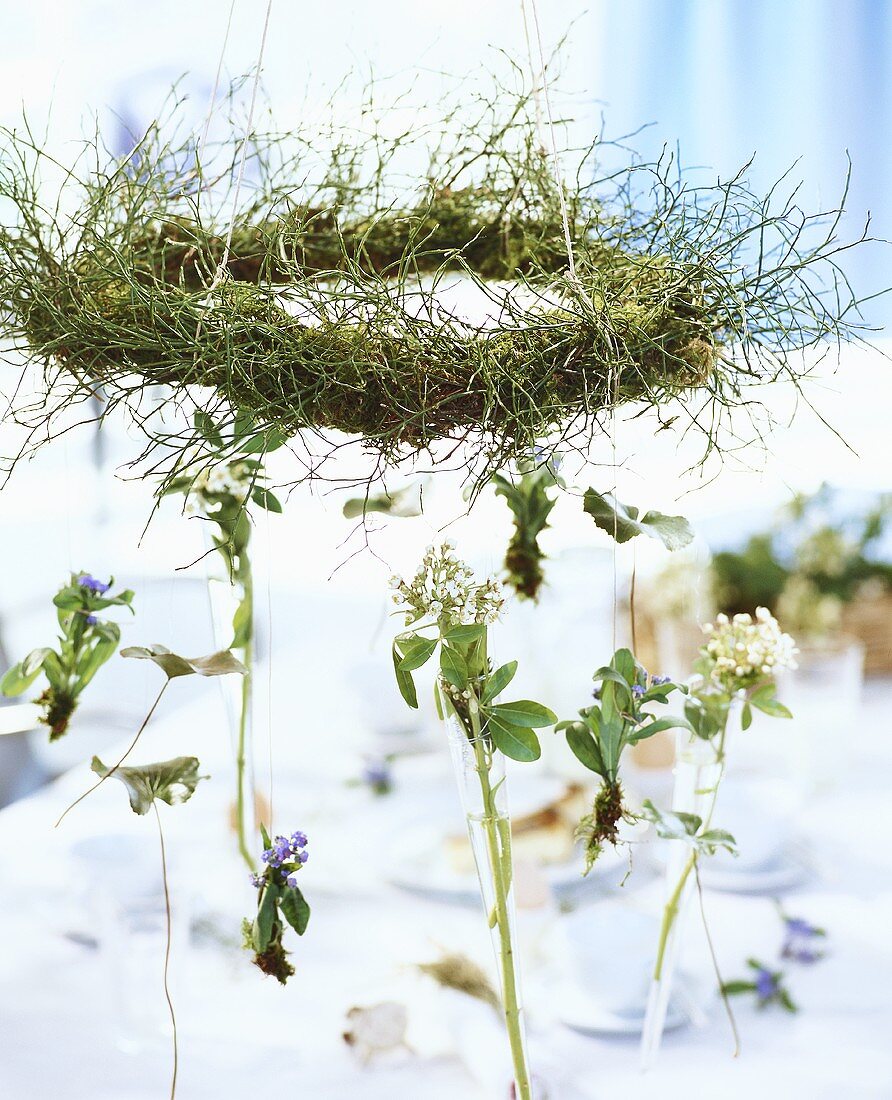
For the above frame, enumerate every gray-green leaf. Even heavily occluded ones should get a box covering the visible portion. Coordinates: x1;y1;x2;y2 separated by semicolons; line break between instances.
90;755;205;815
583;488;694;551
121;645;247;679
342;480;426;519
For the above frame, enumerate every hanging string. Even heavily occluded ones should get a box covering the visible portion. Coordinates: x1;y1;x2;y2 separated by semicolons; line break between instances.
523;0;578;286
212;0;274;288
519;0;546;152
197;0;238;168
264;501;275;830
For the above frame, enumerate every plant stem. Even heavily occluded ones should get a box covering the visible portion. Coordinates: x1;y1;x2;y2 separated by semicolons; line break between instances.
153;803;178;1100
652;723;728;981
54;680;169;828
468;709;532;1100
234;622;254;872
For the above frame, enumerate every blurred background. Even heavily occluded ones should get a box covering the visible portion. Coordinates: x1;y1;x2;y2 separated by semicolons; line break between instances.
0;4;890;1099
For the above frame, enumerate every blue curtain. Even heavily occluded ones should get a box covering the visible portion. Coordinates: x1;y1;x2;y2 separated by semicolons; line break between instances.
589;0;891;327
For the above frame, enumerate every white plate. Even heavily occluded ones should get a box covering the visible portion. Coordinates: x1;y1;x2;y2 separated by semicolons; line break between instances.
388;827;628;907
558;983;688;1037
699;841;812;894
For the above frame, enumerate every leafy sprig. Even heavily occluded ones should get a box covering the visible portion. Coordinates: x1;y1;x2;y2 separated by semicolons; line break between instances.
0;573;134;740
492;456;563;600
558;648;690;870
243;824;311;985
721;959;798;1013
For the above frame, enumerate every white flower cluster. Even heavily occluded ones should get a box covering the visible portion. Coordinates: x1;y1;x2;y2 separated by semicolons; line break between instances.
700;607;797;691
185;462;252;515
390;542;504;626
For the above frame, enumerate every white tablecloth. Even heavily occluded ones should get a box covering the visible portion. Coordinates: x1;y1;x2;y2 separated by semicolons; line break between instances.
1;669;891;1100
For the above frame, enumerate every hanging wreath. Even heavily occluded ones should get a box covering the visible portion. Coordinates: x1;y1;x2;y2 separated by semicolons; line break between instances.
0;80;868;490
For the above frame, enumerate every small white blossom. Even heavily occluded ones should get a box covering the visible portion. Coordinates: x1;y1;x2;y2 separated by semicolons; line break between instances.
390;544;505;627
699;606;797;692
188;461;253;514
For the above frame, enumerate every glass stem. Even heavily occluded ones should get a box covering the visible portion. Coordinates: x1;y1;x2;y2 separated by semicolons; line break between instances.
652;723;728;981
468;710;532;1100
235;568;255;872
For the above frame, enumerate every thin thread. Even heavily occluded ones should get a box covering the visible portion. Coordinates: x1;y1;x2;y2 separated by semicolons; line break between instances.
212;0;274;288
525;0;577;283
54;680;169;828
265;502;274;829
197;0;238;168
519;0;546;152
154;803;179;1100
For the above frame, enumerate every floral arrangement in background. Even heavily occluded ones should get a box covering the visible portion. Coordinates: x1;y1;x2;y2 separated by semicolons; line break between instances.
0;573;133;739
711;485;891;639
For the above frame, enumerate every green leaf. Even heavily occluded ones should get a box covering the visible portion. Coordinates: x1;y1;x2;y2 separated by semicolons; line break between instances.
741;702;753;730
627;715;693;744
564;722;605;776
121;645;247;679
194;410;223;447
342;480;425;519
487;714;541;762
231;598;253;650
439;646;468;690
259;822;272;851
253;883;279;952
396;635;437;672
583;488;694;551
443;623;486;644
488;700;556;729
22;647;54;677
641;800;737;856
90;755;205;815
242;427;286;454
748;687;793;719
251;486;283;513
482;661;517;704
721;981;757;996
280;884;311;935
610;648;638;685
392;643;418;708
1;648;52;695
591;666;632;691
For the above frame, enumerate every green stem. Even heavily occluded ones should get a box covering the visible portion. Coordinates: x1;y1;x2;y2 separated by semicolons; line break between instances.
467;706;532;1100
652;722;729;981
234;571;254;872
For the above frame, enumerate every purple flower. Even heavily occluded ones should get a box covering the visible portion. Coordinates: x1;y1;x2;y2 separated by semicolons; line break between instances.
273;835;292;863
77;574;110;595
261;847;281;868
290;830;308;849
754;967;778;1002
85;614;98;626
298;850;309;864
782;915;826;964
362;758;393;795
632;684;646;698
651;675;672;686
250;872;265;888
284;870;302;887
